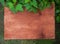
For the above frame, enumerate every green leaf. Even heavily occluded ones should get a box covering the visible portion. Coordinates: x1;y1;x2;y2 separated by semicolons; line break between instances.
56;16;60;23
27;7;37;13
30;0;38;8
15;4;23;12
12;0;17;4
7;2;16;13
39;1;44;10
56;10;60;14
32;7;37;13
24;4;31;10
25;0;30;3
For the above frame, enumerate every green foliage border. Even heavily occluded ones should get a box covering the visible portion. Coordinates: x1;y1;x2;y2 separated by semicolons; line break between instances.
4;0;55;13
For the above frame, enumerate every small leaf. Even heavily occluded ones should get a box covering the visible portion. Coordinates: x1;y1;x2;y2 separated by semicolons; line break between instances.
25;0;30;3
12;0;17;4
24;4;31;10
30;0;38;8
32;7;37;13
7;2;16;13
7;2;14;8
56;10;60;14
56;16;60;23
15;4;23;12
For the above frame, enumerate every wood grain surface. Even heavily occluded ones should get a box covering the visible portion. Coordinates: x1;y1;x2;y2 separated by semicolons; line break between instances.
4;4;55;40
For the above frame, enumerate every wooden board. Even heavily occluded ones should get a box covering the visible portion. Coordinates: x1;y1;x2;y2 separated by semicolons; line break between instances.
4;4;55;40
